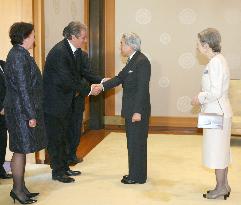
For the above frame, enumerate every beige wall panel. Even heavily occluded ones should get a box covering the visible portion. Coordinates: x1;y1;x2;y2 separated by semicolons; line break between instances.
115;0;241;117
0;0;32;60
44;0;84;57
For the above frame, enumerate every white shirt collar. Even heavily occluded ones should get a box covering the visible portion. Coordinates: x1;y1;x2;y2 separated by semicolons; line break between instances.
129;51;136;60
0;65;3;73
67;39;77;54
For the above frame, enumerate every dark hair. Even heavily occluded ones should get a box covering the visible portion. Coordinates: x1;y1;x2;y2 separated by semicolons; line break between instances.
63;21;87;40
198;28;221;53
9;22;34;45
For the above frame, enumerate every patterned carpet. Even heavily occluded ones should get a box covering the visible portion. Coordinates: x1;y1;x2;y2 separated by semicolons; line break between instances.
1;132;241;205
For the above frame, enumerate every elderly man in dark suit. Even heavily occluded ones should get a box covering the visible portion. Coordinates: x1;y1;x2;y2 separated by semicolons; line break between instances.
0;60;12;180
43;21;103;183
91;32;151;184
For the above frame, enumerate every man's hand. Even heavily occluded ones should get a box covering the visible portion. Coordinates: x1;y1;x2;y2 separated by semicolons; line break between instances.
0;108;4;115
191;95;200;106
132;113;141;122
29;119;37;128
90;84;103;96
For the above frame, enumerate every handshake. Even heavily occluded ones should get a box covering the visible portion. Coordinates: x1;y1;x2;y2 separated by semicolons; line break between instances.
89;84;103;96
88;78;111;96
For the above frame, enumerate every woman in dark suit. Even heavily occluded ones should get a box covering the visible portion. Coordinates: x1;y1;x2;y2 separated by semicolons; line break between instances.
4;22;47;204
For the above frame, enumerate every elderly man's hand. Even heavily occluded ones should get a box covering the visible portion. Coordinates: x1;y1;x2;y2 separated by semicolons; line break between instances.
29;119;37;127
90;84;103;96
132;113;141;122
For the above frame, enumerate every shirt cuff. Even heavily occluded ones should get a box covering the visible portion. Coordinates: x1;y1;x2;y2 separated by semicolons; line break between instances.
88;86;93;96
100;83;104;91
101;78;106;83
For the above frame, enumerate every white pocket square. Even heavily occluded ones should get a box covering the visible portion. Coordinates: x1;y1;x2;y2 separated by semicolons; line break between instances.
128;70;133;73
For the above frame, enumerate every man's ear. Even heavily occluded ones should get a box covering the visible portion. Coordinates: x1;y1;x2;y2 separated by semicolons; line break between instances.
71;35;76;40
203;43;209;50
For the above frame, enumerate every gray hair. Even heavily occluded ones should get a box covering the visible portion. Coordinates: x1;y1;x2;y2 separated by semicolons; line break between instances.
63;21;87;40
198;28;221;52
122;32;141;51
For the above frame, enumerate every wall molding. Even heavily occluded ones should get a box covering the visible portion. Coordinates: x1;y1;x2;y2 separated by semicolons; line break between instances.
104;0;115;116
105;115;197;126
33;0;45;71
104;115;201;134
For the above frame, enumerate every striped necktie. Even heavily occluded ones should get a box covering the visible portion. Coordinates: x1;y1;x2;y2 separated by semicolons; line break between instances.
0;65;3;74
74;50;78;59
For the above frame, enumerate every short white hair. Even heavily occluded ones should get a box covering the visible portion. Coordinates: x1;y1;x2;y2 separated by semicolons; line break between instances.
122;32;141;51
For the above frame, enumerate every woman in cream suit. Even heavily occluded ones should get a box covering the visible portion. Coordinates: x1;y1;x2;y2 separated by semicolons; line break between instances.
192;28;232;200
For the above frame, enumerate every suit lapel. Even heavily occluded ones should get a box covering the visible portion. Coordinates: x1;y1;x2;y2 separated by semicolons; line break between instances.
124;51;140;72
63;39;80;77
75;49;83;72
63;39;76;61
0;61;5;78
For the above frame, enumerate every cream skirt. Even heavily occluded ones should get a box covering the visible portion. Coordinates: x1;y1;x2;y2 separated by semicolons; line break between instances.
202;117;232;169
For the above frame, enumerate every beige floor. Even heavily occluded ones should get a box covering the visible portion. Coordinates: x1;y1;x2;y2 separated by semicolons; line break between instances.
1;132;241;205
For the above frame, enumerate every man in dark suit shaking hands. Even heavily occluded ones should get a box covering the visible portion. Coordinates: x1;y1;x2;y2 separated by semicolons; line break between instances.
43;22;102;183
91;33;151;184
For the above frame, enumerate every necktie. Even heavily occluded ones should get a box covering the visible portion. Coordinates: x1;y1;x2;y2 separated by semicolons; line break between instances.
74;49;79;59
0;65;3;74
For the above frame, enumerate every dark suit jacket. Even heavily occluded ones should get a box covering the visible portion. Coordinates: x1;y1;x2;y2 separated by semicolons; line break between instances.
0;60;6;112
75;48;102;84
74;48;102;115
43;39;102;117
103;51;151;119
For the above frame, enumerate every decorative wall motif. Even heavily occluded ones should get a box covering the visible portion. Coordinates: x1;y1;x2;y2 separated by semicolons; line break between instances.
178;53;196;70
44;0;84;56
135;8;152;24
159;33;171;45
176;96;192;113
116;0;241;117
158;77;170;88
178;8;197;25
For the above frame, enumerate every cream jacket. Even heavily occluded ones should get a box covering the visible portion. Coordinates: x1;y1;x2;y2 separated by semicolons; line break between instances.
198;54;233;118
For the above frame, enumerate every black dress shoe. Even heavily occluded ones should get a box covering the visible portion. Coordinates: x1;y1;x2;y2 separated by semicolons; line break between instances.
122;175;129;180
65;170;81;176
121;178;146;184
0;173;13;179
68;157;83;166
52;175;75;183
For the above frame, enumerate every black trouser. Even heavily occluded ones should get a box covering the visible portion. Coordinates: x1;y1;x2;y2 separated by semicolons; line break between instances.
0;115;7;174
45;113;71;176
125;116;149;182
67;96;84;160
